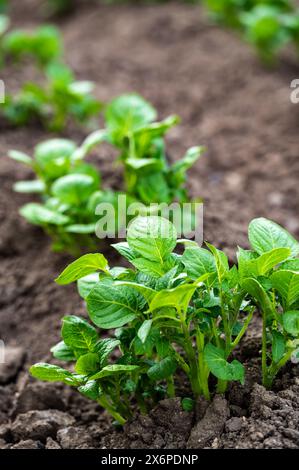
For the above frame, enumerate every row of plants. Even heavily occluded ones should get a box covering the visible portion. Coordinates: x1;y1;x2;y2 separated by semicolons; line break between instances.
0;14;101;130
29;215;299;424
9;93;204;253
203;0;299;63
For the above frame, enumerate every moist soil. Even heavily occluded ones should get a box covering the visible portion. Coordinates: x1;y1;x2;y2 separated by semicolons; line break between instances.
1;0;299;449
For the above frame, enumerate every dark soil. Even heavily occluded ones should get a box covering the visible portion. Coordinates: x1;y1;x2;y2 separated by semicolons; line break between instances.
0;0;299;449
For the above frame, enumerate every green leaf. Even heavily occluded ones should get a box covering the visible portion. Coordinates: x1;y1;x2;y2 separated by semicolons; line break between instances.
65;223;96;234
255;248;290;275
13;180;46;193
171;146;205;175
272;331;285;363
56;253;109;285
75;353;100;375
20;203;70;226
30;363;80;386
90;364;139;380
61;315;98;352
131;257;165;278
77;273;100;300
112;242;137;261
8;149;32;165
78;380;99;400
242;277;273;315
52;174;95;205
105;93;156;143
182;247;216;279
271;270;299;309
204;344;245;384
149;282;200;314
249;218;299;257
283;311;299;336
137;320;152;344
127;216;177;263
147;356;177;381
94;338;120;367
205;243;229;280
51;341;75;361
114;281;156;304
87;282;139;329
34;138;76;178
181;398;195;412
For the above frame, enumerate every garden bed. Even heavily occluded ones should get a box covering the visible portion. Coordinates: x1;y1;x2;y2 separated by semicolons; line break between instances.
0;0;299;449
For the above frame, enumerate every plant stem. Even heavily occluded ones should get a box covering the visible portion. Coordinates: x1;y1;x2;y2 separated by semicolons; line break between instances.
217;379;227;394
180;316;201;397
230;310;254;351
166;375;175;398
196;328;210;401
261;311;268;388
266;349;294;389
97;396;126;425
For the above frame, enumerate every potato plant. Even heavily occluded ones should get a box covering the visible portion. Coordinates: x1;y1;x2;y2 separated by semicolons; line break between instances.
80;93;205;205
0;24;101;130
8;137;120;253
203;0;299;63
30;215;299;423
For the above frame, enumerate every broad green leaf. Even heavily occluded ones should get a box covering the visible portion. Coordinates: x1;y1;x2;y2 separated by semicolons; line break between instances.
204;344;245;384
255;248;290;275
20;203;70;226
105;93;156;143
283;311;299;336
8;149;32;165
13;180;46;193
271;270;299;309
75;353;100;375
114;281;156;304
56;253;109;285
242;277;273;315
239;248;290;278
249;218;299;257
30;363;80;386
280;259;299;271
127;216;177;263
131;257;165;278
68;80;94;95
112;242;137;261
125;158;164;172
137;320;152;344
51;341;76;361
94;338;120;366
61;315;98;352
90;364;139;380
272;331;285;363
182;247;216;279
78;380;99;400
52;174;95;205
147;356;177;381
87;282;139;329
149;282;199;314
34;138;75;178
77;273;100;300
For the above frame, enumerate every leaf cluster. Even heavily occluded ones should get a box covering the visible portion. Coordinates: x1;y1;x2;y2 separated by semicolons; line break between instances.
30;215;299;422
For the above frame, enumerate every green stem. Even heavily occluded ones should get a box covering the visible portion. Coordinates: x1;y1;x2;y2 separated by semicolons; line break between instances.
97;396;126;425
166;375;175;398
230;310;254;351
180;315;201;397
217;379;227;394
196;328;210;401
261;311;268;388
266;349;294;389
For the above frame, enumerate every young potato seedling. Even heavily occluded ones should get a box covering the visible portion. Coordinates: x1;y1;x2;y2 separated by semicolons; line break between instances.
8;137;121;254
31;215;299;422
81;93;205;205
203;0;299;63
0;23;101;130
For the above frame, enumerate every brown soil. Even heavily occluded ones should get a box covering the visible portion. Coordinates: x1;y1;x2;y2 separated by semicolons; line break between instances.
0;0;299;449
